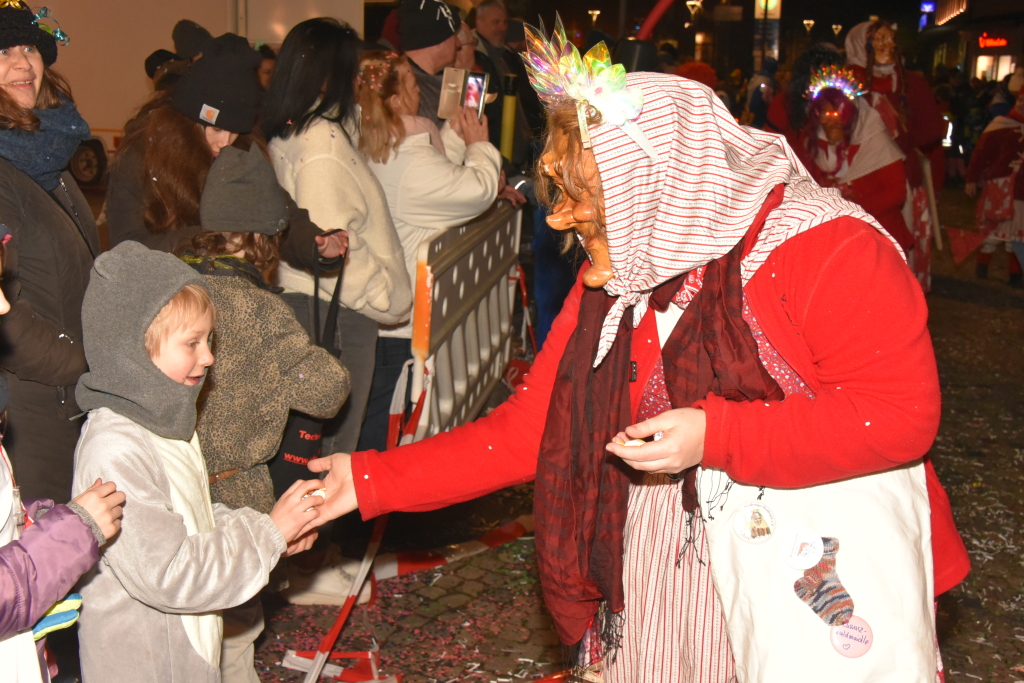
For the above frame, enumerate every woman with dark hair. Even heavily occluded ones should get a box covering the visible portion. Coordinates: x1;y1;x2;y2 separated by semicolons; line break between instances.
263;18;410;455
105;33;343;270
801;71;911;249
845;20;945;289
0;2;100;503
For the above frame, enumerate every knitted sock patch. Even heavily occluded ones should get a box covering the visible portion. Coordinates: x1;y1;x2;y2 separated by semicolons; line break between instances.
793;537;854;626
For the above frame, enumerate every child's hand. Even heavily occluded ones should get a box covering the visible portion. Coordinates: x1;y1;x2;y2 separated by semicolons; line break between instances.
72;479;126;541
285;528;319;557
269;479;324;544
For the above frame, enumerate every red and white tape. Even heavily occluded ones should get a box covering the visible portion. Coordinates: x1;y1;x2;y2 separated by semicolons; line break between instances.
371;514;534;581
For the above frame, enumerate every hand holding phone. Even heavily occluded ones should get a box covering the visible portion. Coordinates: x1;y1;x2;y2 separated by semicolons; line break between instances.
454;106;489;145
438;67;489;120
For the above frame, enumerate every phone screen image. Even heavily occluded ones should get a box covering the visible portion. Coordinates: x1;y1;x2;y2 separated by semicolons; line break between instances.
463;72;489;119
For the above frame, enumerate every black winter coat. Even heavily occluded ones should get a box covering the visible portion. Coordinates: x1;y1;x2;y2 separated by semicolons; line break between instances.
0;157;100;501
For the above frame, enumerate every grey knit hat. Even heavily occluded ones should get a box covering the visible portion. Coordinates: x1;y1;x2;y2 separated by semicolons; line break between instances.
200;146;288;235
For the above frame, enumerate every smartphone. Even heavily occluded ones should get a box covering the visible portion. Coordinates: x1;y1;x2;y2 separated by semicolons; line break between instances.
438;67;490;121
463;71;489;120
320;228;345;237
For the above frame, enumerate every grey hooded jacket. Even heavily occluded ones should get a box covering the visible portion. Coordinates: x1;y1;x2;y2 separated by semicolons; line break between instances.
72;243;286;682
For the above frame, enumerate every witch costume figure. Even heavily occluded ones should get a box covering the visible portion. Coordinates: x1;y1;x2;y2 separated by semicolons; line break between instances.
318;18;969;683
845;20;945;291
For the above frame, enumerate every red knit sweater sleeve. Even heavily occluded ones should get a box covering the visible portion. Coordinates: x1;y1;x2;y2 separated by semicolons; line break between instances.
699;218;941;486
350;275;585;519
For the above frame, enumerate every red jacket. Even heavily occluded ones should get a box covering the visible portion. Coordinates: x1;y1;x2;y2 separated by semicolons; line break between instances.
965;116;1024;200
352;216;970;596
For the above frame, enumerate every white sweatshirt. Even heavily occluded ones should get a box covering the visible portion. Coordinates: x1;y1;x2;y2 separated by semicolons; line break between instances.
367;116;501;339
269;116;412;325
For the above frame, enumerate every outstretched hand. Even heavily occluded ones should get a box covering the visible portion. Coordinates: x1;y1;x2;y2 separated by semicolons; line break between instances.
605;407;707;475
308;452;358;521
269;479;324;543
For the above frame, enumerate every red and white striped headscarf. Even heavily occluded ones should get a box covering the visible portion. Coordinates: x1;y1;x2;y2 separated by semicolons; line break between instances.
588;72;893;365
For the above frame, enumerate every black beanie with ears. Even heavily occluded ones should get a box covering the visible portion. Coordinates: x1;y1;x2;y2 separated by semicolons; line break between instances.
172;33;262;134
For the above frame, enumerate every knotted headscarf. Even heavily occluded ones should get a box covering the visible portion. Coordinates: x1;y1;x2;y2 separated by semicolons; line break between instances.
587;73;889;366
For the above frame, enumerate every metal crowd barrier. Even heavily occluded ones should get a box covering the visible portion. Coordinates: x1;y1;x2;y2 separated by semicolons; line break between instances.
402;201;522;444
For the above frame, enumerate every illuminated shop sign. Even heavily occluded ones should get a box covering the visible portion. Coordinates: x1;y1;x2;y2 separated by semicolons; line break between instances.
978;33;1009;49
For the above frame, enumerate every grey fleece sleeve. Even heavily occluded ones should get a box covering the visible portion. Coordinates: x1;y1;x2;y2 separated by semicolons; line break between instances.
73;416;287;614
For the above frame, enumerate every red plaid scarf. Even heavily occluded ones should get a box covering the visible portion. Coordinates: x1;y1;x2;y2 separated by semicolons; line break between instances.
534;222;785;647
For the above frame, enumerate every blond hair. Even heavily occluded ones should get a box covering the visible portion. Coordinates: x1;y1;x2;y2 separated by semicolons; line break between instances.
144;283;215;358
357;50;407;164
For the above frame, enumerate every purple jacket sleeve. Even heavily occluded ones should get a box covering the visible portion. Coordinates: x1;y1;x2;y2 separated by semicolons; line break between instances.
0;505;99;639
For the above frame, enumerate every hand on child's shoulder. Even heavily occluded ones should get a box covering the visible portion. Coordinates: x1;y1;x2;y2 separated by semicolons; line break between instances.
73;479;126;543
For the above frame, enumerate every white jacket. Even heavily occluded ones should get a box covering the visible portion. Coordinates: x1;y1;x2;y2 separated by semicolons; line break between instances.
73;408;286;683
367;116;501;338
269;117;412;325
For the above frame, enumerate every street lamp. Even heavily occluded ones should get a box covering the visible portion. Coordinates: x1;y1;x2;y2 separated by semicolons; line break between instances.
803;19;815;34
832;24;842;36
588;9;601;26
686;0;702;18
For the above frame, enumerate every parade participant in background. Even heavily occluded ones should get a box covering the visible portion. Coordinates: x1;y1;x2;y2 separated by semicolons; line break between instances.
256;43;275;90
846;19;945;290
0;1;99;504
310;20;968;682
106;33;345;265
802;67;911;250
398;0;459;129
354;51;500;451
766;44;845;166
262;18;410;455
72;242;324;683
0;226;126;683
182;146;350;682
965;84;1024;288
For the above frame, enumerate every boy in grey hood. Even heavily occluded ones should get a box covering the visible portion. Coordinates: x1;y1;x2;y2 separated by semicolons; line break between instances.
72;242;325;683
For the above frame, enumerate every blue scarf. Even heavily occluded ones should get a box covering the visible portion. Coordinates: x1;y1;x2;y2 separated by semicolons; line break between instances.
0;96;90;191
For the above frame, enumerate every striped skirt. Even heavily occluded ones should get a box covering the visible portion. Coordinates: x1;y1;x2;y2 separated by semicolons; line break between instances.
605;473;737;683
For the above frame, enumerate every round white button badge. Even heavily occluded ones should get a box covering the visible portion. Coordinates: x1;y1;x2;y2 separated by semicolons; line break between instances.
778;527;824;570
731;503;776;544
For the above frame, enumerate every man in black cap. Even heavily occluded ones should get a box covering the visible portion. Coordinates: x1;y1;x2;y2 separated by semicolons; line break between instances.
398;0;459;127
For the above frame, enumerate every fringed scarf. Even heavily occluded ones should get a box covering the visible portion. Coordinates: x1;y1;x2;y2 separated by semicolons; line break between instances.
534;217;785;646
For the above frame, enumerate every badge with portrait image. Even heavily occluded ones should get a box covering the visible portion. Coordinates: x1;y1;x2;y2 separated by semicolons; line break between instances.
731;502;776;544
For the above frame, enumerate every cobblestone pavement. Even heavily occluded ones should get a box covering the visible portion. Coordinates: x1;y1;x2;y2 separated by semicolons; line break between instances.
251;186;1024;683
256;534;563;682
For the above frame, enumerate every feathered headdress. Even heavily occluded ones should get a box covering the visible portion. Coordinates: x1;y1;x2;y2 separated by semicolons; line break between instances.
521;14;657;159
806;65;865;101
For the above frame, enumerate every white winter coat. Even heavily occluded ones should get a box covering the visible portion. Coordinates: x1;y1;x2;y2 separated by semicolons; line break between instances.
269;116;412;325
368;116;501;338
73;408;286;683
